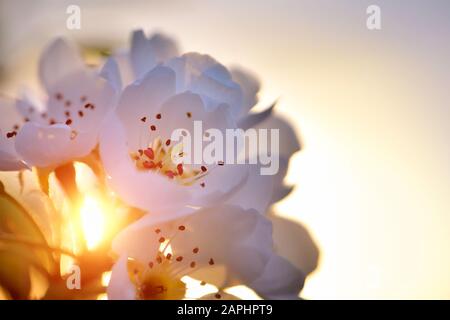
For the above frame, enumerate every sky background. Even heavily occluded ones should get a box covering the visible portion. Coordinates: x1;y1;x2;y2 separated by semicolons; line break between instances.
0;0;449;299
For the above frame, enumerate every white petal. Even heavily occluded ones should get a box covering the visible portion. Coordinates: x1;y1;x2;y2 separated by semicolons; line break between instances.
269;213;320;277
224;164;274;215
248;253;304;300
130;30;178;80
112;206;196;263
15;122;94;168
45;69;116;134
38;38;84;93
167;53;243;118
269;156;294;203
237;102;275;130
231;67;260;117
115;65;176;151
130;30;158;80
107;256;137;300
0;150;28;171
254;113;301;160
147;33;179;64
100;57;122;93
167;205;270;287
113;49;135;87
0;96;27;170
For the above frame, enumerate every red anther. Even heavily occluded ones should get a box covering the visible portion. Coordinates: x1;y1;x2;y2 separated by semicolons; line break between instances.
155;228;161;234
166;171;175;179
177;163;183;175
215;293;221;299
55;92;63;100
140;117;147;122
78;111;84;117
166;253;172;260
65;111;71;117
158;237;165;243
165;139;171;146
150;125;156;131
144;148;154;160
176;256;183;262
156;113;161;119
138;149;143;156
65;119;72;125
156;256;163;264
178;225;186;231
65;100;71;107
143;161;155;169
49;119;56;125
186;112;192;118
200;281;206;286
201;166;207;172
157;161;163;168
208;258;215;265
148;262;154;268
6;131;16;138
190;262;196;268
200;183;205;188
193;247;199;254
13;124;19;130
84;103;94;110
218;161;224;166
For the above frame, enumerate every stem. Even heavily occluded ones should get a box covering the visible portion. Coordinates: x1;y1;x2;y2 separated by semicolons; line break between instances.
0;233;78;259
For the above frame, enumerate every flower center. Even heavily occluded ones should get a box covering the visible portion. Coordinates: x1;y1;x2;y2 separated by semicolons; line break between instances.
128;259;186;300
129;137;208;186
126;224;220;300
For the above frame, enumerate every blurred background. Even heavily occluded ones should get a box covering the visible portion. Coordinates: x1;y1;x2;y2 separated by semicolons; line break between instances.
0;0;449;299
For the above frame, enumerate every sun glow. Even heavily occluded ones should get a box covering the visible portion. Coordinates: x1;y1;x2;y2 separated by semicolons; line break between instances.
80;195;105;250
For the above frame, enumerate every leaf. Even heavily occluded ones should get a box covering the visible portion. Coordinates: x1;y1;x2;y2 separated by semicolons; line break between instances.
0;180;56;273
0;249;32;299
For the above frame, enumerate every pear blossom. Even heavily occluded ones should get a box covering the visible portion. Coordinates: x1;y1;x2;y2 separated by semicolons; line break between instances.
0;38;117;170
99;65;248;214
108;204;304;300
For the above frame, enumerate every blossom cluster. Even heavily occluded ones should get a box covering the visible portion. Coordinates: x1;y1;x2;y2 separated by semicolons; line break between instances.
0;30;305;300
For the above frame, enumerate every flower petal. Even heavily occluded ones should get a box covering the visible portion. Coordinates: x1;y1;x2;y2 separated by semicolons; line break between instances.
38;38;84;93
167;53;243;118
107;255;137;300
231;67;260;117
100;57;122;93
248;253;305;300
45;69;116;133
224;164;274;214
269;213;320;277
254;113;301;160
130;30;178;80
0;96;28;170
15;122;94;168
115;65;176;151
112;206;197;263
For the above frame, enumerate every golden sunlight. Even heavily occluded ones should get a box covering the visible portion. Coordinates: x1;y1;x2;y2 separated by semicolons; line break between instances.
80;196;105;250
